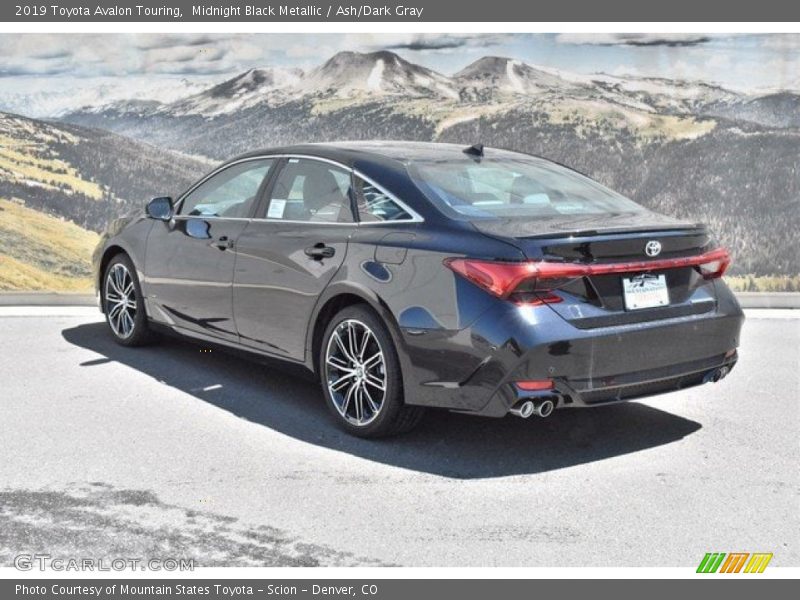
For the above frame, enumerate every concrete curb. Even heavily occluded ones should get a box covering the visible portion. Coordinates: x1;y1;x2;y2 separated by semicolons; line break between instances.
0;292;96;306
0;291;797;308
734;292;800;309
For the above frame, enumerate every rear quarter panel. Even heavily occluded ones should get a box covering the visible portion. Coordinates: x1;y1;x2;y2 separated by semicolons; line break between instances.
311;221;524;409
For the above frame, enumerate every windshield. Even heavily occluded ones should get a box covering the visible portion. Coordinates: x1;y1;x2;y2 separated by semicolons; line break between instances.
408;155;645;220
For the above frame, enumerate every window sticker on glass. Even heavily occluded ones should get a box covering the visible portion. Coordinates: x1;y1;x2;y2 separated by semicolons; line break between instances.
267;198;287;219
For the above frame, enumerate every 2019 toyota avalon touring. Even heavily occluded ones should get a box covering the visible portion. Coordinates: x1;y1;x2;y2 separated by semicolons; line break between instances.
94;141;744;437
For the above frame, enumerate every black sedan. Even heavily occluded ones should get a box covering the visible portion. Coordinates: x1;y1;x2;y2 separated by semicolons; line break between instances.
94;142;744;437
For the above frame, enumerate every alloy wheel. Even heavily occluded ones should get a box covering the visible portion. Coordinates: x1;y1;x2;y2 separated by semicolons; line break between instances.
324;318;387;426
104;263;137;339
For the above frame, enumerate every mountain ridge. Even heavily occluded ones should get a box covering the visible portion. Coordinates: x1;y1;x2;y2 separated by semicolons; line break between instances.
62;50;800;124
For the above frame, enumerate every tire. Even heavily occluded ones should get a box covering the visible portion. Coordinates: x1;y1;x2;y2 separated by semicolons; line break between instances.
319;305;425;438
102;253;154;347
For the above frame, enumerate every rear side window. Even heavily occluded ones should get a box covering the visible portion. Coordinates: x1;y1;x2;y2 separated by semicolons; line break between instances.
265;158;353;223
408;155;645;220
354;177;413;222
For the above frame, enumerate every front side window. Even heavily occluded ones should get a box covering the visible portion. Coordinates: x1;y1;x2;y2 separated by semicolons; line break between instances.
180;159;273;218
408;154;645;220
354;177;413;222
265;159;353;223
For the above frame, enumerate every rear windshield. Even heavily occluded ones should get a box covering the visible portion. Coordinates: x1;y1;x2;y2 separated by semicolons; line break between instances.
408;155;645;220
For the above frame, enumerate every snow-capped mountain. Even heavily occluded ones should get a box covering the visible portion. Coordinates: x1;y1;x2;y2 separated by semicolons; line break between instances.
76;51;462;118
13;50;800;125
581;73;742;113
302;51;458;99
61;50;800;138
164;67;303;116
22;50;788;126
454;56;583;97
62;49;800;153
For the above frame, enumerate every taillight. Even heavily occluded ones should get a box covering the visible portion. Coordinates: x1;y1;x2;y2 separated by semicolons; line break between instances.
442;258;565;305
444;247;731;300
442;258;538;298
696;248;731;279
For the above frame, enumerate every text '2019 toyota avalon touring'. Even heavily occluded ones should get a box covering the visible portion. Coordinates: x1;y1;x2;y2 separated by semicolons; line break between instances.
94;142;744;437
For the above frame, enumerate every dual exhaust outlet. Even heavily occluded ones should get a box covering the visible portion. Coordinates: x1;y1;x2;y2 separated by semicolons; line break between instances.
509;398;555;419
510;364;732;419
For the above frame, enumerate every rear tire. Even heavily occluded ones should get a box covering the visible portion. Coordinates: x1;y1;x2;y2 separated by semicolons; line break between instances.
319;305;424;438
102;253;154;347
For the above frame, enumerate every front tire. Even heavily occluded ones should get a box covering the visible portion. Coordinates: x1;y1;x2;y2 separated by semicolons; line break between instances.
102;254;153;347
320;305;424;438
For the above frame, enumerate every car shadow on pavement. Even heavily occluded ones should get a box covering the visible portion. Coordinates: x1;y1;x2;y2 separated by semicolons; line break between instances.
63;322;702;479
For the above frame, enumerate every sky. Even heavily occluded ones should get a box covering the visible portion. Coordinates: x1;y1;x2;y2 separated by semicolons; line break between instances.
0;32;798;112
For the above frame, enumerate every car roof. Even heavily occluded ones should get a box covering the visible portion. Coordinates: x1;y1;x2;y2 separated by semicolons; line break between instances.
227;141;526;169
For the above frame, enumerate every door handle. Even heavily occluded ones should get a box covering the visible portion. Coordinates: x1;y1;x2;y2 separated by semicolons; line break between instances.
215;235;234;250
305;243;336;260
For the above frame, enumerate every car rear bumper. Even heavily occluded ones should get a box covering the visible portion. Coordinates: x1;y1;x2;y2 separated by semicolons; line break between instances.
485;351;739;417
401;283;744;417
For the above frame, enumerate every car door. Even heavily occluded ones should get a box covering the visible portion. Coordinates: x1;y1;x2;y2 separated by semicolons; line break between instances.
233;157;354;360
144;157;275;342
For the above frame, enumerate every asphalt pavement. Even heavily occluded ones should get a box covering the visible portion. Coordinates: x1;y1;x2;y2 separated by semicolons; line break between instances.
0;307;797;567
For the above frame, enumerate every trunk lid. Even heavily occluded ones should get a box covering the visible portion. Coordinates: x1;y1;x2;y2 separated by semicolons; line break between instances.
471;213;720;328
470;210;702;241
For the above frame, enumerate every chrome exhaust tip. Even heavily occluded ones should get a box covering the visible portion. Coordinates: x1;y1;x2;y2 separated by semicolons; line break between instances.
706;366;731;383
533;398;555;418
509;398;556;418
509;400;535;419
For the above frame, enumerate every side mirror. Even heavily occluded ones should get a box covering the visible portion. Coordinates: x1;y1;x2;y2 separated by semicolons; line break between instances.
146;196;173;221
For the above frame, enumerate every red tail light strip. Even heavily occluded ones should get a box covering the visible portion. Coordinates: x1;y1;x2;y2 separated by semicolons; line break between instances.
444;247;731;299
516;379;555;391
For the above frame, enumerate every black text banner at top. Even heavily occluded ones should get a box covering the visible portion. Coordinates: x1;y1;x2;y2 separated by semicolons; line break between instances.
4;0;800;22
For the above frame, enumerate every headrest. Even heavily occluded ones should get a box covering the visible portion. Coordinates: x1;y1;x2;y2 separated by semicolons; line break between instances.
510;175;547;204
302;169;345;212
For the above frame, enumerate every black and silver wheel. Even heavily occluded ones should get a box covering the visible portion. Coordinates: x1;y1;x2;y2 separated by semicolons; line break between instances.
102;254;153;346
325;318;387;426
320;305;424;437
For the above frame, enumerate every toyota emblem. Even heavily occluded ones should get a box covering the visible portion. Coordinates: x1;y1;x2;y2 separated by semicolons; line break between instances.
645;240;662;257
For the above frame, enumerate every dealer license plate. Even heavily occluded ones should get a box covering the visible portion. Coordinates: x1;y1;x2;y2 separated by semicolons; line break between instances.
622;274;670;310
